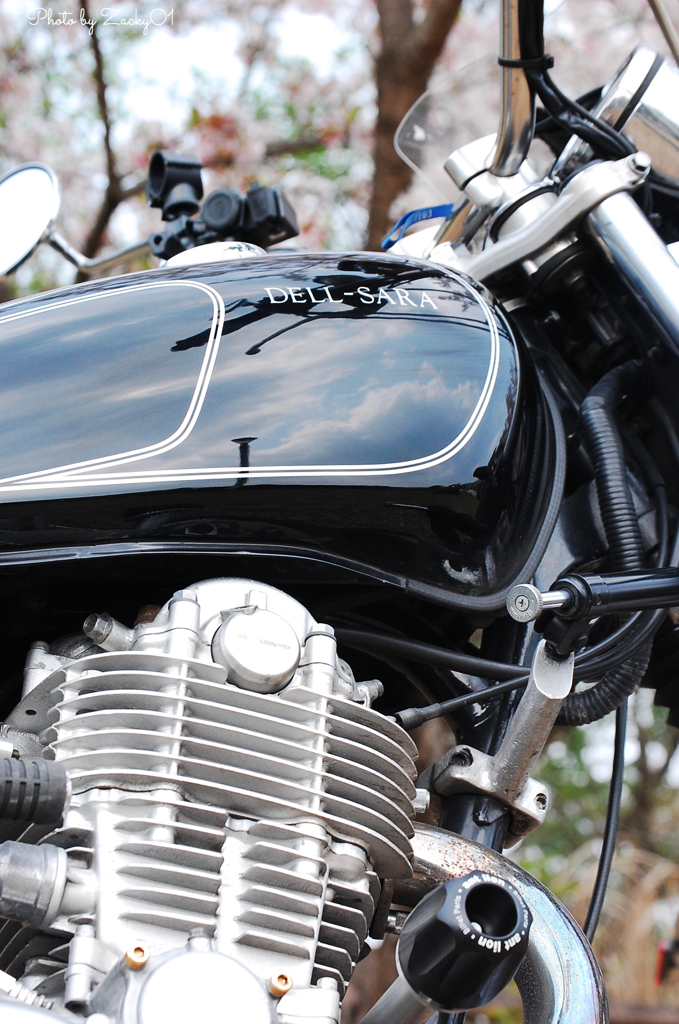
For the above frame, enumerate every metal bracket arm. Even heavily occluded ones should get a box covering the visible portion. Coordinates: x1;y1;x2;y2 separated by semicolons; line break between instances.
457;154;649;282
431;641;575;842
433;746;549;841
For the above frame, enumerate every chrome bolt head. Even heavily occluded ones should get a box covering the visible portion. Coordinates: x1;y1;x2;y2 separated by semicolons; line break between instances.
628;151;652;175
507;584;543;622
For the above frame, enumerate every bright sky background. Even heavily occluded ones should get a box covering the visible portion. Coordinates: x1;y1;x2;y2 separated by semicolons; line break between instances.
8;0;357;132
114;10;354;131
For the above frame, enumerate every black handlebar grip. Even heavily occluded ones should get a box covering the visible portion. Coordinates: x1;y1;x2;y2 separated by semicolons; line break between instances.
554;568;679;620
398;872;532;1012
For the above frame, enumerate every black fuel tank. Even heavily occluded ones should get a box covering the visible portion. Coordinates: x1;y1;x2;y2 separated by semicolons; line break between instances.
0;253;556;605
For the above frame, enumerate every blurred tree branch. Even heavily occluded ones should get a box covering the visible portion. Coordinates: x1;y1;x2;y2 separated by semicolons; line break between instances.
264;130;325;158
367;0;464;250
76;0;147;276
60;0;467;264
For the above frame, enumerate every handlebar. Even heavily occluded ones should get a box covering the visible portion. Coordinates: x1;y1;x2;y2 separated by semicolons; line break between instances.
508;568;679;623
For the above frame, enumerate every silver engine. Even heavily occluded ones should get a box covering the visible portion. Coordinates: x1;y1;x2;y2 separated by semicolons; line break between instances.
0;579;419;1023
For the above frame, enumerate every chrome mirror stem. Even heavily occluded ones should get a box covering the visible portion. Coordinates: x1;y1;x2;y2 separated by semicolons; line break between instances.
48;231;151;275
647;0;679;66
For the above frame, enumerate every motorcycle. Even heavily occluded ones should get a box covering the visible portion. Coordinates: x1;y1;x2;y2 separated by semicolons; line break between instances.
1;0;679;1020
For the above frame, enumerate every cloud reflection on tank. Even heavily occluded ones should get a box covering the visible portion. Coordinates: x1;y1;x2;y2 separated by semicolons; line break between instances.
0;253;554;602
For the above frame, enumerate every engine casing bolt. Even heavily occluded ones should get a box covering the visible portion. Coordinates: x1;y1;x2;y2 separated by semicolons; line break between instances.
125;944;149;970
268;972;293;997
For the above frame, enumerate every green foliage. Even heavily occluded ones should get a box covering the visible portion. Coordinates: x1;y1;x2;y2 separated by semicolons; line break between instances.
518;693;679;886
525;727;611;869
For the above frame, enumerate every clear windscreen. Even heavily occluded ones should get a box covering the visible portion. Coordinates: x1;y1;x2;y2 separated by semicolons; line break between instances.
394;54;500;201
394;1;570;200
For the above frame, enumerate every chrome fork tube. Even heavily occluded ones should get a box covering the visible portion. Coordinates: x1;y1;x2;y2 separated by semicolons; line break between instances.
586;191;679;359
391;824;608;1024
490;0;535;176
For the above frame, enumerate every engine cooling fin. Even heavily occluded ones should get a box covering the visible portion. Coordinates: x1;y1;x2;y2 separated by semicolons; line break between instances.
0;579;419;1018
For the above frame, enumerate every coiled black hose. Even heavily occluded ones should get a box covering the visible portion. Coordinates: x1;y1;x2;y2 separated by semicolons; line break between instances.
0;757;68;824
558;362;652;726
582;363;645;571
558;643;651;726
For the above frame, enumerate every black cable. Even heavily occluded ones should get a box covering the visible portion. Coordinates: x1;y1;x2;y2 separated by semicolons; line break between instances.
334;628;527;681
526;58;655;213
543;69;635;157
337;534;669;701
514;0;651;214
557;363;658;726
335;619;640;687
374;604;653;729
338;596;661;708
580;610;663;674
521;47;655;217
575;484;670;674
338;599;665;731
345;467;673;730
582;437;671;940
648;172;679;202
525;58;634;162
654;485;670;568
517;0;545;63
583;699;628;942
577;498;674;676
528;73;629;161
393;676;529;731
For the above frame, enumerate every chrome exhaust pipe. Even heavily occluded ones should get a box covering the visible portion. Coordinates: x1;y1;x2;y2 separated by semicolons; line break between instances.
387;824;608;1024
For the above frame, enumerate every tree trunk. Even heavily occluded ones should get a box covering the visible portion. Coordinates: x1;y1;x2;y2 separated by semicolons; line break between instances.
366;0;464;251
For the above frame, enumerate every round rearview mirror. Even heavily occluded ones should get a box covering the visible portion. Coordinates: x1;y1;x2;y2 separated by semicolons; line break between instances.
0;163;60;276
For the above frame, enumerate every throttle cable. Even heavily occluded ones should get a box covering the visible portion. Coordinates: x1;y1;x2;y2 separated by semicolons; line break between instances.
583;699;628;942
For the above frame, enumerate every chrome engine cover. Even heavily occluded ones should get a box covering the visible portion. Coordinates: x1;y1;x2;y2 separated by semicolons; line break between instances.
0;579;419;1022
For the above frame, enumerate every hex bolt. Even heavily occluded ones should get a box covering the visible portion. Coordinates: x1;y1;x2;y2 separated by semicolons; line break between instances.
628;151;652;175
124;944;149;970
267;972;293;997
83;612;134;651
83;613;112;645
